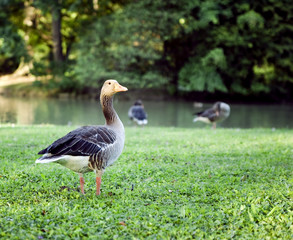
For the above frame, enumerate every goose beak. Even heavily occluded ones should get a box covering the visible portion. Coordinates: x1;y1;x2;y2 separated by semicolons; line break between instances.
114;83;128;92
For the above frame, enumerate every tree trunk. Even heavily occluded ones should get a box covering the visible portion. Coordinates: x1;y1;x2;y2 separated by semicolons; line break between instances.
51;5;63;62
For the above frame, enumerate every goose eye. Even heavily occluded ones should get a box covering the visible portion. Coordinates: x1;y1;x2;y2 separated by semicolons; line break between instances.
108;82;111;85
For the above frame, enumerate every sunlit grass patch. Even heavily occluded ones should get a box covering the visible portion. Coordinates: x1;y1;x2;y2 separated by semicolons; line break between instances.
0;125;292;239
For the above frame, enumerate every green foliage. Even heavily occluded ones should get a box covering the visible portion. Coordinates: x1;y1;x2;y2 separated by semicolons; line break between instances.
74;1;178;89
178;0;293;97
0;0;28;74
179;48;228;92
0;125;292;238
237;10;265;29
212;1;293;96
2;0;293;99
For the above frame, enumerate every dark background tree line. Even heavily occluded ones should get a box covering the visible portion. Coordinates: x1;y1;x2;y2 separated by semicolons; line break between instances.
1;0;293;101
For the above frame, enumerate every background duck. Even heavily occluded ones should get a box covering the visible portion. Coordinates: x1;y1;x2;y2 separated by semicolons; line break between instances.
36;80;128;195
193;101;230;129
128;99;148;126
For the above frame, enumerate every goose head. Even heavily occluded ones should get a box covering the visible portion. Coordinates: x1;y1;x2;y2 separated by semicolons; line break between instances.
134;100;143;106
214;102;230;118
101;79;128;97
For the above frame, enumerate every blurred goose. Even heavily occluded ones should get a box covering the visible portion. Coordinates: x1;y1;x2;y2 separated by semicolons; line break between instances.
193;101;230;129
128;100;148;126
36;80;128;195
193;101;203;108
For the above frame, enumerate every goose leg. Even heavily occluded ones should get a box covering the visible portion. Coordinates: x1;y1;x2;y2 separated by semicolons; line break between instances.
212;122;217;129
95;170;104;195
79;173;85;194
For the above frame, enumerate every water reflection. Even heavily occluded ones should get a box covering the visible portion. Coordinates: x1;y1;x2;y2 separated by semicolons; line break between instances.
0;95;292;128
0;97;35;124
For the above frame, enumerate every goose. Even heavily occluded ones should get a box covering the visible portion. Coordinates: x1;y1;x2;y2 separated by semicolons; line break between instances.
36;80;128;195
128;100;148;126
193;101;230;129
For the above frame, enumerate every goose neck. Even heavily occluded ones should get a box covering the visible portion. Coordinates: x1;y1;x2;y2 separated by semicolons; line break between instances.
101;95;118;125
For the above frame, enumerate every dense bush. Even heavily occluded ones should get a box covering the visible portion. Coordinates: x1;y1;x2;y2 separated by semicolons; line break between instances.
2;0;293;100
74;0;293;99
0;1;28;75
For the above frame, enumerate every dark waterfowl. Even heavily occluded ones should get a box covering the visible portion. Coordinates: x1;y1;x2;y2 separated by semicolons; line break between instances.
36;80;128;195
128;100;148;126
193;101;230;128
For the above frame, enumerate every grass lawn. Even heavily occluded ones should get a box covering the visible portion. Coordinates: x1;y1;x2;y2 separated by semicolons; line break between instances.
0;125;292;239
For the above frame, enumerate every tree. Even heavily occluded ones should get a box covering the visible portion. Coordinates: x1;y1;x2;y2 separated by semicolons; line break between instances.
2;0;293;100
29;0;131;91
0;0;28;75
74;0;195;90
51;3;63;62
74;0;293;99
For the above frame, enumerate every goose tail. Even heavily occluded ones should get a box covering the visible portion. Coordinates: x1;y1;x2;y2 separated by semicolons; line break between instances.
36;154;64;164
193;117;199;122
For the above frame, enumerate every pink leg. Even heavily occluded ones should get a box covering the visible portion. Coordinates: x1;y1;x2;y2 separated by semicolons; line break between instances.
95;170;103;195
79;174;85;194
96;176;101;195
212;122;216;129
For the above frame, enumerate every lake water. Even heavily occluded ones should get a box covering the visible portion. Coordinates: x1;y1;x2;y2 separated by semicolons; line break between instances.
0;96;292;128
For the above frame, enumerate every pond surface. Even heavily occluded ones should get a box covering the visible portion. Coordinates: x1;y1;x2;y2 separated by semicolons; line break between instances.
0;96;292;128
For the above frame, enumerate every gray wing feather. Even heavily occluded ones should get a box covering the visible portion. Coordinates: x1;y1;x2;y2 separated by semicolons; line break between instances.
196;109;218;121
38;126;116;156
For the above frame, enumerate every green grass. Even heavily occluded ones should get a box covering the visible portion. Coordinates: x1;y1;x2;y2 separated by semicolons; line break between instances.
0;125;292;239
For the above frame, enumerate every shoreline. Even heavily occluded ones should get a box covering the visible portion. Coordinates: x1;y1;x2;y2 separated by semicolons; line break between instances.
1;74;292;104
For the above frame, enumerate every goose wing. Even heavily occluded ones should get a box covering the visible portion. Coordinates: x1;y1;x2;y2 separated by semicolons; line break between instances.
38;126;116;157
196;108;218;121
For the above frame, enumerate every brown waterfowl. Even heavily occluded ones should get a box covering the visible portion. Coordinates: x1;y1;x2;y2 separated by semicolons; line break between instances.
193;101;230;129
128;100;148;126
36;80;128;195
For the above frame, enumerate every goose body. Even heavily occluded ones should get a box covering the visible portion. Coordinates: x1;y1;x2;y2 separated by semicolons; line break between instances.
128;100;148;126
36;80;128;195
193;102;230;128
